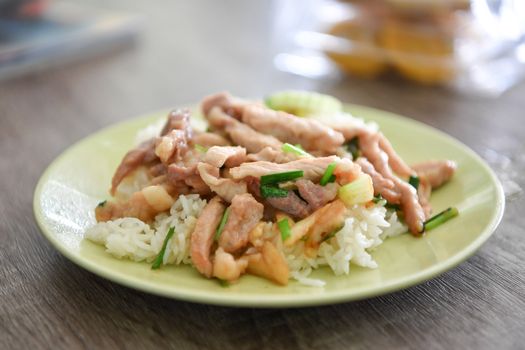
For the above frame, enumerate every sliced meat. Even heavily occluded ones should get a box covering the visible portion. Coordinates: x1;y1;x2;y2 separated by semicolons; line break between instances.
378;134;414;178
212;247;248;282
394;177;426;234
219;193;264;254
160;109;193;138
201;91;246;118
155;129;189;164
208;107;283;153
359;132;425;234
246;241;289;285
203;146;247;168
356;157;400;203
193;132;231;148
190;196;225;278
296;179;338;212
197;162;247;202
412;160;457;189
304;200;347;257
418;178;432;219
155;109;194;164
266;191;310;219
110;138;157;195
241;105;345;153
96;185;173;222
229;156;348;183
246;146;297;163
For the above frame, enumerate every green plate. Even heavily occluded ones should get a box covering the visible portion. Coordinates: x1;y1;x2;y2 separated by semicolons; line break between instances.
33;105;504;307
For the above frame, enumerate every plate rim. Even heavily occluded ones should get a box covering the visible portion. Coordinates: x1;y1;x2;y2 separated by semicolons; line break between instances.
33;104;505;308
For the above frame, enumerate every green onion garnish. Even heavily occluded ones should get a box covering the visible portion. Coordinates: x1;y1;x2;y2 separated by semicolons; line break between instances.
214;207;230;240
260;170;304;185
408;175;420;190
218;279;230;287
282;143;311;157
347;137;360;159
372;195;383;203
97;200;107;208
260;185;289;198
320;162;337;186
194;144;208;153
424;207;459;232
152;227;175;270
277;218;291;241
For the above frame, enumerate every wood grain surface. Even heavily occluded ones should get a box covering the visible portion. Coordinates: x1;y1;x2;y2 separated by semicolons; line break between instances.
1;1;524;349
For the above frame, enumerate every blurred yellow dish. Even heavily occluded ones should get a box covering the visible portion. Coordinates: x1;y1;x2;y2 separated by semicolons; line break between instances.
379;18;456;84
325;19;387;78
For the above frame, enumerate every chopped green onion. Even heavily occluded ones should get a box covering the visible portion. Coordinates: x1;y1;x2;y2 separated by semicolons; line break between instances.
214;207;230;241
260;170;304;185
218;279;230;287
260;185;289;198
97;200;107;208
294;144;304;150
424;207;459;232
282;143;311;157
277;218;291;241
372;195;383;203
408;175;420;190
152;227;175;270
347;137;360;159
320;162;337;186
194;144;208;153
385;203;401;210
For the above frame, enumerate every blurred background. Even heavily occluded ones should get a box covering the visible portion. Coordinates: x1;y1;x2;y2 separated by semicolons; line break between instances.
0;0;523;196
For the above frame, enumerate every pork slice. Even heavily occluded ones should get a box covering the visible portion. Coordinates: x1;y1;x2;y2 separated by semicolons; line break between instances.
193;132;231;148
246;147;297;163
155;109;194;164
378;134;414;178
241;105;345;153
208;107;283;153
204;146;247;168
229;156;341;182
110;138;156;195
190;196;225;278
296;179;338;212
219;193;264;254
356;157;400;203
197;162;247;202
160;109;193;138
266;191;310;219
412;160;456;189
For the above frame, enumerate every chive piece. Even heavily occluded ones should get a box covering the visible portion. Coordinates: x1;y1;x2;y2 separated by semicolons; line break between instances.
347;137;360;159
218;279;230;287
294;144;304;150
260;170;304;185
409;175;420;190
424;207;459;232
152;227;175;270
277;218;291;241
260;185;289;198
320;162;337;186
97;200;107;208
385;203;401;211
214;207;230;241
194;144;208;153
282;143;311;157
372;195;383;203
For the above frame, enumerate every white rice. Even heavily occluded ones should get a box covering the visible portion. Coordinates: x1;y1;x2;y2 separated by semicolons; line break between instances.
85;194;207;264
85;194;406;287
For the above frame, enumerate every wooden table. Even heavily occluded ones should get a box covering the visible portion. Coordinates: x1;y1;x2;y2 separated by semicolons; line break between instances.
1;1;524;349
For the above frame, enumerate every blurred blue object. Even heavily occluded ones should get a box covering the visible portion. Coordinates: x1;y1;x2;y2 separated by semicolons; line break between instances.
0;2;141;79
